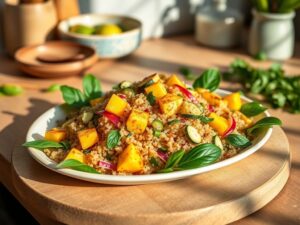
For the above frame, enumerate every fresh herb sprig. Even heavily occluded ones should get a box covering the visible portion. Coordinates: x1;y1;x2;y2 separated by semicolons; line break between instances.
158;143;221;173
226;134;252;148
106;130;121;149
193;68;221;92
22;140;67;150
224;58;300;113
252;0;300;13
247;117;282;134
57;159;99;174
60;74;103;108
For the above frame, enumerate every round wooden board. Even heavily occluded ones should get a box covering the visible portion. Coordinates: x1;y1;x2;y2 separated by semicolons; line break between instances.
12;127;290;225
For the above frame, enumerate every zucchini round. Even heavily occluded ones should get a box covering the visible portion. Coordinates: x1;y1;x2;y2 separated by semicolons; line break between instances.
185;125;201;144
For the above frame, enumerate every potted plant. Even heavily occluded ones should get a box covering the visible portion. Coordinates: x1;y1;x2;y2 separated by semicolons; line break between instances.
249;0;300;60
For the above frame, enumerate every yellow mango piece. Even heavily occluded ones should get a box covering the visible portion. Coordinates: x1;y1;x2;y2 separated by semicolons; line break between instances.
180;101;202;115
224;92;242;111
117;144;143;173
90;97;104;107
202;92;224;106
105;94;127;117
209;113;229;136
65;148;85;163
77;128;99;150
158;93;183;116
126;110;149;134
236;111;252;128
45;128;66;142
196;88;209;94
145;82;167;99
166;75;185;87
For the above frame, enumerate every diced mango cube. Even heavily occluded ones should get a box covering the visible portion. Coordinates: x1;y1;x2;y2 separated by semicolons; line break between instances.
166;75;185;87
65;148;85;163
45;128;66;142
105;94;127;117
77;128;99;150
158;93;183;116
180;101;202;115
224;92;242;111
236;111;252;128
117;144;143;173
202;92;227;107
209;113;229;136
126;110;149;134
145;82;167;99
90;97;104;107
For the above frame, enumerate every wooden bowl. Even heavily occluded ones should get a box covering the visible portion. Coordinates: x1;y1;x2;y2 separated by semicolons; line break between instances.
15;41;98;78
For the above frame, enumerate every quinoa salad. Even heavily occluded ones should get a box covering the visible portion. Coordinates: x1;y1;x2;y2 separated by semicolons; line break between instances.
23;72;281;175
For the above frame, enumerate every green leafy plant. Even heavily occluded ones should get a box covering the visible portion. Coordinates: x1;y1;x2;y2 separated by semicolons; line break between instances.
193;68;221;92
106;130;121;149
252;0;300;13
224;58;300;113
146;92;156;105
247;117;282;134
240;102;267;117
60;74;103;108
57;159;99;173
158;143;221;173
22;140;65;149
226;134;252;148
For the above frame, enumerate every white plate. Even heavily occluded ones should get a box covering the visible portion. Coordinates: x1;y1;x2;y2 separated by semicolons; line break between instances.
25;89;272;185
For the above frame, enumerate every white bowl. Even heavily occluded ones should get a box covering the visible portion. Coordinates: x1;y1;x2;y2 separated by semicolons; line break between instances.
58;14;142;59
25;89;272;185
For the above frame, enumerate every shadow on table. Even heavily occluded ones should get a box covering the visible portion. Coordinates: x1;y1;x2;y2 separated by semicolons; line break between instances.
0;98;55;157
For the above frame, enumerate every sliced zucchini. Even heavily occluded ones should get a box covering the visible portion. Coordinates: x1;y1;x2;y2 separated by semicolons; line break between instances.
122;88;135;97
138;73;160;88
82;111;94;124
153;130;161;137
213;135;223;151
120;81;132;89
185;125;201;144
152;119;164;131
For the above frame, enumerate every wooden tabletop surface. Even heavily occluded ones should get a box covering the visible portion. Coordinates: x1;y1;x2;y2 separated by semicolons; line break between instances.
0;35;300;224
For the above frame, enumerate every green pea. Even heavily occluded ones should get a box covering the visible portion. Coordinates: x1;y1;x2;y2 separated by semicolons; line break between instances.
47;84;61;92
1;84;23;96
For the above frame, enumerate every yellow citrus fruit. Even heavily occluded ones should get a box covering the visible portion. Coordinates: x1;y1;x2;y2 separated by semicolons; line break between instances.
95;24;122;36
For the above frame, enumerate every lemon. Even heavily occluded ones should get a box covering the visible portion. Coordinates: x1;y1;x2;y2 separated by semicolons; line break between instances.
95;24;122;36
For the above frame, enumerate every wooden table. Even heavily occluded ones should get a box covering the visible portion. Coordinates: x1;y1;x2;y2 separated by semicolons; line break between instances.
0;35;299;224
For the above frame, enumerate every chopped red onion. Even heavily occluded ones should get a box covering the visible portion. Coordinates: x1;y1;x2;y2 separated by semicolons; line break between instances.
222;116;236;138
174;84;198;103
157;151;168;162
103;111;120;127
98;160;117;171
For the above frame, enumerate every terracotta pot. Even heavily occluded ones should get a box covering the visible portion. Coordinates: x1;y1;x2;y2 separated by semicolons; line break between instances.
3;0;58;56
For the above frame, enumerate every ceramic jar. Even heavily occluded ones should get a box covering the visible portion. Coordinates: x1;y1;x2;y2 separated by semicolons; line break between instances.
249;10;295;60
3;0;57;56
195;0;244;48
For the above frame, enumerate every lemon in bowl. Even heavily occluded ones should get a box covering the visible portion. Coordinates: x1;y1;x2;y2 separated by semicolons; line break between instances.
94;24;122;36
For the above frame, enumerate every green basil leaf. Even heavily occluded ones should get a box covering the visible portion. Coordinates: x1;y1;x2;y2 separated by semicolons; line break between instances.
106;130;121;149
240;102;267;117
271;92;286;108
149;157;159;167
193;68;221;92
83;74;102;100
226;134;252;148
46;84;61;92
177;143;221;170
60;85;86;107
56;159;99;174
180;114;213;123
1;84;23;96
147;92;156;105
247;117;282;134
164;149;184;169
23;140;63;149
59;141;71;150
